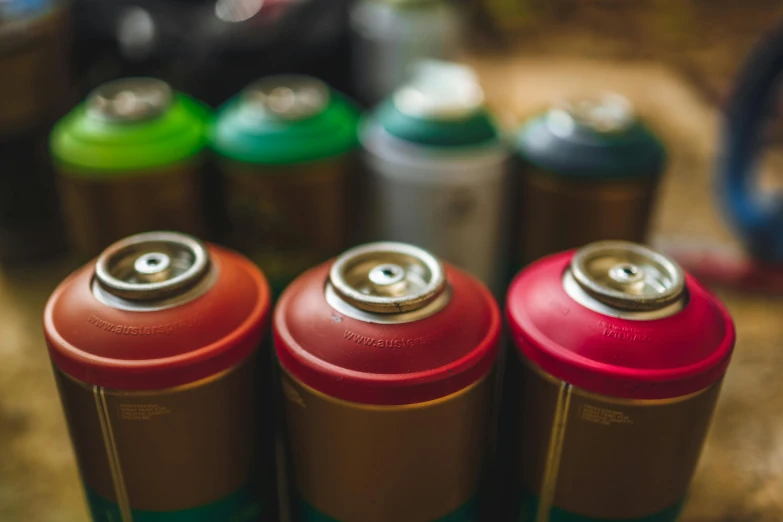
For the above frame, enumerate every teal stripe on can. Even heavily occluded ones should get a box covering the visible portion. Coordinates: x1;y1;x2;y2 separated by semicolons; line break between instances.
85;485;268;522
518;491;683;522
298;496;478;522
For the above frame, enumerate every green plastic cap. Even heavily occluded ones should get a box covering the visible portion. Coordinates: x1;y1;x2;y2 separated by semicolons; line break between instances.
50;78;210;175
209;75;360;165
367;60;499;148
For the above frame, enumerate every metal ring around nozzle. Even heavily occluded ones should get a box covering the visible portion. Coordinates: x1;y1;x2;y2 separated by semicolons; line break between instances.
95;231;210;302
570;240;685;311
87;77;173;122
329;242;446;314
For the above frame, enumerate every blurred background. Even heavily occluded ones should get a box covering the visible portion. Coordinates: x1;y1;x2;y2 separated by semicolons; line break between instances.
2;0;783;520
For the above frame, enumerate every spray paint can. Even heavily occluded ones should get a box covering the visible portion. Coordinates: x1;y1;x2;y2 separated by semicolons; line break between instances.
514;94;666;267
44;231;276;521
275;242;500;521
210;75;360;296
0;0;69;263
350;0;460;105
505;241;735;521
50;78;210;260
362;61;510;296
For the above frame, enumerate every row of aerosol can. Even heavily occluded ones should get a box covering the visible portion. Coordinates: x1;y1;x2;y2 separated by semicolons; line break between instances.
0;0;461;264
45;232;736;522
45;60;666;300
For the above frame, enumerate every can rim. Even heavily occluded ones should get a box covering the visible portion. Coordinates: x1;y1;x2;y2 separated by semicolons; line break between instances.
86;78;173;123
240;75;330;121
393;85;484;122
95;231;210;302
571;241;685;311
328;242;446;313
392;61;485;123
548;93;636;136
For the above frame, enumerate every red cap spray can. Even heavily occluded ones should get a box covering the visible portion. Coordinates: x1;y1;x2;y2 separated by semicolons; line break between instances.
44;231;276;521
505;241;735;522
275;242;500;521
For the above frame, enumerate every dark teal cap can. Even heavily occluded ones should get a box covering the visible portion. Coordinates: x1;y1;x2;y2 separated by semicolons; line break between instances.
209;75;360;165
515;94;667;179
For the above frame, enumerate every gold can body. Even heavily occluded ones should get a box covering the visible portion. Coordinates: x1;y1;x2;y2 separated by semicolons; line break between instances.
516;169;657;266
57;162;205;259
515;359;720;521
55;354;273;521
281;369;492;522
221;156;353;295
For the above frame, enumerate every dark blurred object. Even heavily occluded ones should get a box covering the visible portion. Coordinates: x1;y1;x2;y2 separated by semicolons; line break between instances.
350;0;460;106
210;75;360;296
718;18;783;263
0;0;69;264
514;94;666;268
70;0;352;106
50;78;210;260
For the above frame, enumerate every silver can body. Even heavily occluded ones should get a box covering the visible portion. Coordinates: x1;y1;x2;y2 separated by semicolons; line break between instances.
362;122;510;296
350;0;460;105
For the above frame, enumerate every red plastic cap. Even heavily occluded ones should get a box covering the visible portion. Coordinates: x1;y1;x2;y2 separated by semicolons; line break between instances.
506;251;736;399
274;263;500;405
44;245;271;390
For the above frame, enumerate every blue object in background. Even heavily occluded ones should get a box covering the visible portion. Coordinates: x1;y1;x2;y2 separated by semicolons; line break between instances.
719;18;783;262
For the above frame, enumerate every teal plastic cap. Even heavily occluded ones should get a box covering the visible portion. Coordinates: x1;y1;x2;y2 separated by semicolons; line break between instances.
210;75;360;165
367;60;500;148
